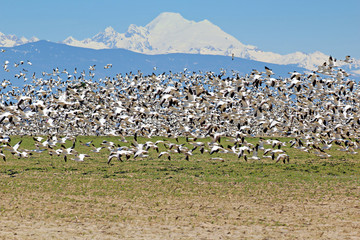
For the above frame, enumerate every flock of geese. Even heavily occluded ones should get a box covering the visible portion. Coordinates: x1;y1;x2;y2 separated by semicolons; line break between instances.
0;50;358;164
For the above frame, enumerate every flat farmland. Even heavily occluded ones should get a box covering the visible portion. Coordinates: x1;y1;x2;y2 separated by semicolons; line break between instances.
0;136;359;239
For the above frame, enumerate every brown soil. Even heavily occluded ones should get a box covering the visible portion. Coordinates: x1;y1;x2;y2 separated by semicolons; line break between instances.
1;191;359;239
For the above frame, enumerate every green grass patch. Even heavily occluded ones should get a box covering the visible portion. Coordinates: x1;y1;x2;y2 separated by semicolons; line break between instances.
0;136;359;225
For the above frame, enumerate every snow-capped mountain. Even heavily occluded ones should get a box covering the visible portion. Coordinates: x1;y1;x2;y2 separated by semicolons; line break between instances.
1;12;359;73
61;12;358;71
63;13;257;57
0;32;39;47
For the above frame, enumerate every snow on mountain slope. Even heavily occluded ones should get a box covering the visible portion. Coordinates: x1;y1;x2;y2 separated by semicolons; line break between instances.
247;50;331;70
62;13;256;57
60;12;353;71
0;32;38;47
143;12;256;57
63;36;108;49
1;12;358;73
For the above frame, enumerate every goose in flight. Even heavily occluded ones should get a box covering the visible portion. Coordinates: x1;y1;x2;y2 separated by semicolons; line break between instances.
134;150;148;159
108;150;133;164
0;150;6;161
80;140;93;147
61;141;77;162
158;151;171;160
71;154;90;162
104;64;112;69
275;154;290;163
264;66;274;77
249;147;261;161
209;144;224;155
3;140;23;154
15;150;33;159
89;65;96;71
345;55;352;63
90;145;104;153
0;55;357;164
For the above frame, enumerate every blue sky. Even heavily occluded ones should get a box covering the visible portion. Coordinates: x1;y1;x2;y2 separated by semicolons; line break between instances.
1;0;359;58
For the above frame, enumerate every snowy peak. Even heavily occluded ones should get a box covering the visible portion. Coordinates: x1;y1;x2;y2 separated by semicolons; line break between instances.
104;26;116;34
91;27;122;48
143;12;252;55
94;26;120;42
61;12;254;58
63;36;76;43
0;32;38;47
125;24;148;38
59;10;358;71
145;12;191;31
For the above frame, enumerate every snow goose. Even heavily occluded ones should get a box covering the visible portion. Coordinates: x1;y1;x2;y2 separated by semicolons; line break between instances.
0;150;6;161
158;151;171;160
71;154;90;162
275;154;289;163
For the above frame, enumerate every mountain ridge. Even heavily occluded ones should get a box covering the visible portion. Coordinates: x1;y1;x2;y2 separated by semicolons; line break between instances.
1;12;359;73
59;12;360;72
0;40;307;81
0;32;39;48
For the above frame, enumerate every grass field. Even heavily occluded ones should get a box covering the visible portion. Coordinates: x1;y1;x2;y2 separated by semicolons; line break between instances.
0;136;360;239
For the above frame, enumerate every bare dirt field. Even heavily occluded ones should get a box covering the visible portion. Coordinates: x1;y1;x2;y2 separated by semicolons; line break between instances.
1;137;360;239
1;176;359;239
